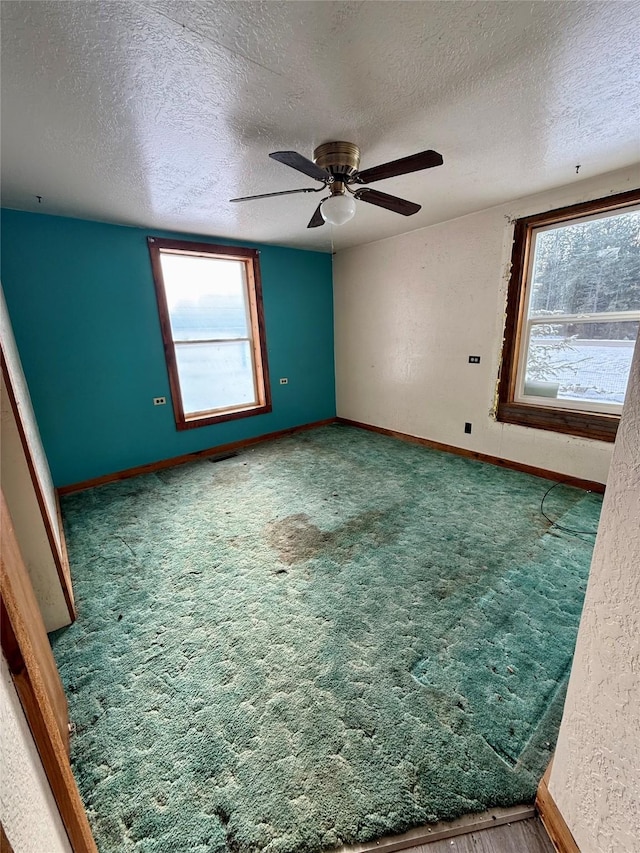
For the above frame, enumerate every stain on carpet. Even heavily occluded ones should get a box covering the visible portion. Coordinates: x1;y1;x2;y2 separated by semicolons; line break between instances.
266;508;398;565
50;425;601;853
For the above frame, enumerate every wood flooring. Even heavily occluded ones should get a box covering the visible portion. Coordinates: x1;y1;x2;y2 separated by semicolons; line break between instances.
403;818;554;852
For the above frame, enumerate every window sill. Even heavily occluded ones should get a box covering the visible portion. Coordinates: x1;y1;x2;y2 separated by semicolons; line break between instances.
176;403;272;431
497;401;619;442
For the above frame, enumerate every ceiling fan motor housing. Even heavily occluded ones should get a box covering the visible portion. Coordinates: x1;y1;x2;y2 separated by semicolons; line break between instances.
314;142;361;192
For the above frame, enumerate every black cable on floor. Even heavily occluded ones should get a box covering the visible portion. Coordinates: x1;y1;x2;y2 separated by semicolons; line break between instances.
540;480;599;536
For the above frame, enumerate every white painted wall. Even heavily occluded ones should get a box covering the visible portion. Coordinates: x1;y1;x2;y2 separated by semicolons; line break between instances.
1;378;71;631
1;287;71;631
0;288;61;553
333;165;640;484
548;336;640;852
0;656;72;853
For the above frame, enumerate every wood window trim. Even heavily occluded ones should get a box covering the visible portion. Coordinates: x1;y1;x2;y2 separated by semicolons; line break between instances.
497;188;640;443
147;237;272;431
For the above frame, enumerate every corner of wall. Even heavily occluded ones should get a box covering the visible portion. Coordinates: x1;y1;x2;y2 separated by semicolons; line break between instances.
548;337;640;852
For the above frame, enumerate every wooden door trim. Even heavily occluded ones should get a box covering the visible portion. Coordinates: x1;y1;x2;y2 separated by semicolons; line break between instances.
1;822;16;853
1;494;97;853
536;761;580;852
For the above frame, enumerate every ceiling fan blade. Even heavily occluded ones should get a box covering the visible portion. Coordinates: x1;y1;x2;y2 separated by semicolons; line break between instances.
307;202;326;228
230;187;323;202
354;188;421;216
355;149;443;184
270;151;331;183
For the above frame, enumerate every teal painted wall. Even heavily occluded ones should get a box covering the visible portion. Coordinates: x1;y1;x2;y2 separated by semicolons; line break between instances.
1;210;335;487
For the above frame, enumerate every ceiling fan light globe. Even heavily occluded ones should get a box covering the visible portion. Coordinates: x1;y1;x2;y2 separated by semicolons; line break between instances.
320;194;356;226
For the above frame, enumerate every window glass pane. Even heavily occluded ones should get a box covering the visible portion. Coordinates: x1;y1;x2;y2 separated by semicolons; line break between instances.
529;209;640;317
175;341;256;415
159;252;249;340
523;320;638;406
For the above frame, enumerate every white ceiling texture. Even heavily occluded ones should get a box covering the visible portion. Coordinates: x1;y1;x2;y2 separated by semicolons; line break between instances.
1;1;639;252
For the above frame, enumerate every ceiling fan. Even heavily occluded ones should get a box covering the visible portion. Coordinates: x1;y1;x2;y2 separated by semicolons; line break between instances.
230;142;443;228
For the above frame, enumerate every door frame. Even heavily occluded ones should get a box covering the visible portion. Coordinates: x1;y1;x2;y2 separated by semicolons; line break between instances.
1;492;96;853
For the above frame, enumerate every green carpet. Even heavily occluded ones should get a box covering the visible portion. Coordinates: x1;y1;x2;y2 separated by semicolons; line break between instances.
51;425;601;853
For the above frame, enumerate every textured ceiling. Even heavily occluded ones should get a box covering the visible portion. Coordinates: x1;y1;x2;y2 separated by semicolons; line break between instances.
1;1;639;251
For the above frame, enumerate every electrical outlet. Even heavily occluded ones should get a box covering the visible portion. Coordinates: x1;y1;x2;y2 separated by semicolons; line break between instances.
464;422;472;434
468;355;481;364
153;396;166;406
279;378;288;385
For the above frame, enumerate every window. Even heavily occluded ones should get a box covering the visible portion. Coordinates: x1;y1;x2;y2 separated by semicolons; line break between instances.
498;189;640;442
148;237;271;430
